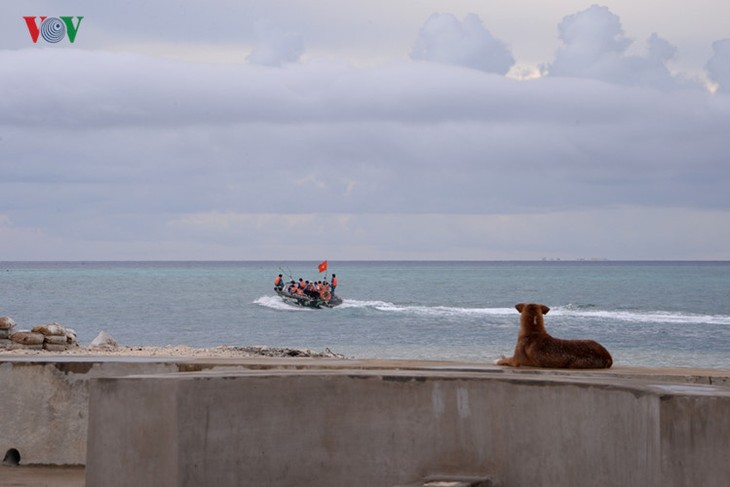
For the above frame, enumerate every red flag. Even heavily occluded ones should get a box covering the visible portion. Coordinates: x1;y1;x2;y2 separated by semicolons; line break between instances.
318;260;328;273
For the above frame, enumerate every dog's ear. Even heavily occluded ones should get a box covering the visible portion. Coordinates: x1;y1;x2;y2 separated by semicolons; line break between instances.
515;303;525;313
541;304;550;314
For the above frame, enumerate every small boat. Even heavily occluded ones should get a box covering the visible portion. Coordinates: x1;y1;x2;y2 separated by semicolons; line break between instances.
274;260;342;309
275;287;343;308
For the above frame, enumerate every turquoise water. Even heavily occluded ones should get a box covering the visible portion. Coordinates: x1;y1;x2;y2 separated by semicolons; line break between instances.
1;261;729;369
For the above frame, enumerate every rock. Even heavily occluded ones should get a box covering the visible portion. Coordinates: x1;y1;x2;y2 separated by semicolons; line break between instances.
0;329;10;339
217;345;347;359
31;323;67;336
65;327;78;345
10;331;45;346
0;338;14;348
44;335;69;345
322;347;346;359
89;331;118;350
43;343;69;352
0;316;16;330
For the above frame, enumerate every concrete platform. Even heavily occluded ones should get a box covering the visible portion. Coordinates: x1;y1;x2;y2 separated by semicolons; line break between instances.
0;465;84;487
2;355;729;486
86;365;730;487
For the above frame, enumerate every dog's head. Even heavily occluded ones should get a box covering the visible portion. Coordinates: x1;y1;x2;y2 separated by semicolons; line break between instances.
515;303;550;333
515;303;550;315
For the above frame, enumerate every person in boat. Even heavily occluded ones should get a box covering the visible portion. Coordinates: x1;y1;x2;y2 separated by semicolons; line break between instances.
319;281;332;302
305;281;320;299
304;280;312;297
274;274;283;291
330;274;337;296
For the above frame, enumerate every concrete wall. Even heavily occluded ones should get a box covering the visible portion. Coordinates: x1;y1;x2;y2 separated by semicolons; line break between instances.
85;369;730;487
0;359;180;465
0;356;363;466
2;356;729;485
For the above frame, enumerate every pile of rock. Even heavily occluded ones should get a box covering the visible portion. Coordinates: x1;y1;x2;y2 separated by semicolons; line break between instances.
220;345;347;359
0;317;78;351
0;316;18;348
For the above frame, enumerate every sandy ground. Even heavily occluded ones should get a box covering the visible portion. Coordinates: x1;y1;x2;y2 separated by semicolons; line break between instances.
0;343;348;359
2;323;351;360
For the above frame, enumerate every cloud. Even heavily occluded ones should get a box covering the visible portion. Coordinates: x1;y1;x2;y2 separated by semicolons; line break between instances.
706;38;730;93
410;13;514;75
2;50;729;221
247;21;304;66
544;5;693;89
3;1;730;260
118;206;730;261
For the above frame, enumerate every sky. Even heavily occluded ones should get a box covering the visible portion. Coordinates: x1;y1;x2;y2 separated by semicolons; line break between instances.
2;1;730;260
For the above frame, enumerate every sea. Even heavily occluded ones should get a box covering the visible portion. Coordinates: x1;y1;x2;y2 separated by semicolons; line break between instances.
1;261;729;370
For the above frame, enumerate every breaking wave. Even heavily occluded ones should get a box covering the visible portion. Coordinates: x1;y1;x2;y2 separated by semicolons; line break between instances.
550;305;730;325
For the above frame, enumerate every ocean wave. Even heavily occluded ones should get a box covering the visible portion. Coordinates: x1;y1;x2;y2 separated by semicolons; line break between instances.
339;299;730;325
550;306;730;325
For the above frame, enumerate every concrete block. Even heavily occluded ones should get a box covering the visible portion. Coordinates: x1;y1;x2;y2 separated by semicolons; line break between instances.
0;360;180;465
659;388;730;487
85;370;730;487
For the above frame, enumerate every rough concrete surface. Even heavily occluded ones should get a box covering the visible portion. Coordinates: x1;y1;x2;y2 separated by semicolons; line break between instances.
1;355;729;487
85;367;730;487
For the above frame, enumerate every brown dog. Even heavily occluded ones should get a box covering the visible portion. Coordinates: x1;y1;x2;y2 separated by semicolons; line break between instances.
496;303;613;369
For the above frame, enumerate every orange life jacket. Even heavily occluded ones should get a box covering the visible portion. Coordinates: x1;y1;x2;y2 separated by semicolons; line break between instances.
332;277;338;287
274;276;282;286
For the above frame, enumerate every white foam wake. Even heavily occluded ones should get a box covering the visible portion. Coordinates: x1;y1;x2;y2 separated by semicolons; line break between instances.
254;296;730;325
338;299;514;318
253;295;313;311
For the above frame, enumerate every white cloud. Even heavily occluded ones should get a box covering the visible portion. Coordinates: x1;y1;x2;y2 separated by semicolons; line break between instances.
2;3;730;260
247;21;304;66
410;13;514;74
2;50;729;223
544;5;695;89
706;38;730;94
2;209;718;261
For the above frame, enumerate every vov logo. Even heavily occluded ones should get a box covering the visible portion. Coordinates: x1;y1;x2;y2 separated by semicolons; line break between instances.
23;16;84;44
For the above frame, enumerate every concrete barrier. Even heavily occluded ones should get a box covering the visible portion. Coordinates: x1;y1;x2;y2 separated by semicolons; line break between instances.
85;368;730;487
0;359;180;465
0;356;364;465
1;356;729;485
